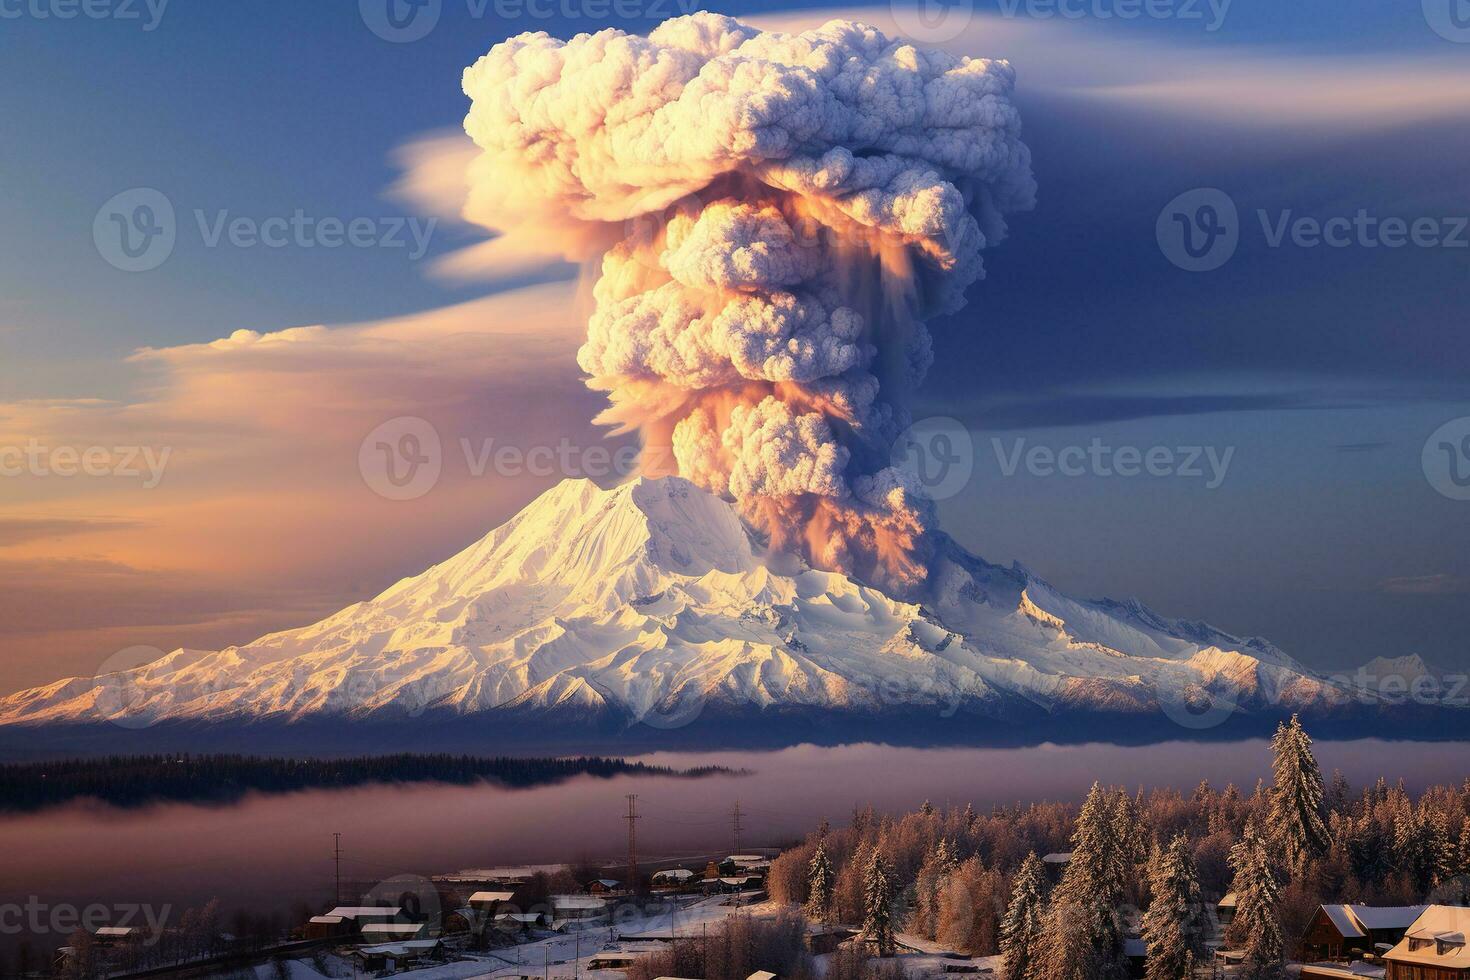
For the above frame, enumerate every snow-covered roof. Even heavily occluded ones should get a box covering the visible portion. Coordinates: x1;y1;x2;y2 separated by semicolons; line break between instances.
1298;963;1385;979
1042;852;1072;864
1218;892;1237;908
495;913;542;923
309;916;345;925
747;971;779;980
359;923;425;936
653;869;694;880
719;876;759;886
1387;907;1470;968
327;906;402;919
470;891;516;903
356;939;440;957
94;927;136;937
589;879;621;887
1323;906;1367;939
1350;905;1427;931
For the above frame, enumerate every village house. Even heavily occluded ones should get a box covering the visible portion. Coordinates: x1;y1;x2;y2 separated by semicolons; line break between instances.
1384;906;1470;980
359;921;428;943
551;894;608;927
652;868;696;890
587;878;622;895
306;906;405;940
351;938;441;973
1301;905;1429;961
1217;892;1237;928
468;890;516;911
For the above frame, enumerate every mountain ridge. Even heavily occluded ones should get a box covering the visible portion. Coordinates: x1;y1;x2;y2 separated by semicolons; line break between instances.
0;476;1451;744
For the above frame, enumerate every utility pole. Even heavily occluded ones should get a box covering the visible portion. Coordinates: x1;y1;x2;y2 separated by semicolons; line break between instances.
624;794;640;895
731;800;743;853
333;832;342;906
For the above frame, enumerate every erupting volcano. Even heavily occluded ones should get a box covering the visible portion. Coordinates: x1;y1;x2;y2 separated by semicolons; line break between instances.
457;12;1035;589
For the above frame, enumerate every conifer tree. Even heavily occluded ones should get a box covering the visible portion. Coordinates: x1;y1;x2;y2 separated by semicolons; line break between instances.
1035;784;1130;980
1141;834;1205;980
1268;714;1331;877
963;803;977;829
999;852;1048;980
806;839;835;924
1229;820;1284;980
1426;805;1456;888
1459;819;1470;875
863;847;897;956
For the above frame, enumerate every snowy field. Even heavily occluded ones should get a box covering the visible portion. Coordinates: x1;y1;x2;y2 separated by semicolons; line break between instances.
251;895;1002;980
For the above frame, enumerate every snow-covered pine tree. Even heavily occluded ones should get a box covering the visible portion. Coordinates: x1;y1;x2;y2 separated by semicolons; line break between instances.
1268;714;1331;878
962;803;977;829
806;838;835;924
999;852;1048;980
1035;783;1130;980
921;799;935;817
1140;834;1205;980
1459;819;1470;875
1426;805;1456;888
863;847;897;956
1229;820;1285;980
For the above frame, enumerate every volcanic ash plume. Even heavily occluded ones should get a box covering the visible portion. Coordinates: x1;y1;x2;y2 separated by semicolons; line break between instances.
460;13;1035;590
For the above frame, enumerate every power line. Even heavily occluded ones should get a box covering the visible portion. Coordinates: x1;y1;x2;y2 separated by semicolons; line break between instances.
333;832;342;906
731;800;744;853
625;794;640;895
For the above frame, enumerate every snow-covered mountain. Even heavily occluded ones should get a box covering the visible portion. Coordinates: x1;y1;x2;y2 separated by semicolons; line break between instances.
0;477;1430;743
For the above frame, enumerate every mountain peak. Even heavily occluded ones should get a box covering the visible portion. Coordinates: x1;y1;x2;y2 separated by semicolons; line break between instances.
0;476;1415;737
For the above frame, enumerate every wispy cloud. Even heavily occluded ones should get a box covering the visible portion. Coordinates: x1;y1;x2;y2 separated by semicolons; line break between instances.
1379;573;1470;596
0;281;631;694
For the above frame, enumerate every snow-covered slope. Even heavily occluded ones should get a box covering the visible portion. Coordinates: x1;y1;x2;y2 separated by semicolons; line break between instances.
0;477;1388;734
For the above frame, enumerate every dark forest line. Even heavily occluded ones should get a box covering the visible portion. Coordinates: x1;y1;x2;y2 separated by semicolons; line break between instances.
0;752;737;813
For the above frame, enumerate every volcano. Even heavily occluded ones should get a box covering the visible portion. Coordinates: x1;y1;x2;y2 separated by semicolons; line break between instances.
0;477;1449;752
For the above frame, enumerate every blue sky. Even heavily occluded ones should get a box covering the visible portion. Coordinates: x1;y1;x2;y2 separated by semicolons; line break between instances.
1;0;1468;690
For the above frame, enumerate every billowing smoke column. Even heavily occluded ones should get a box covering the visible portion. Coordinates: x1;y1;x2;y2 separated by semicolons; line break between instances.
460;13;1034;590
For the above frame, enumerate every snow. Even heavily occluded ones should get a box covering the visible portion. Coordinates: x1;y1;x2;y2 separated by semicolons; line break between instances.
1348;905;1427;931
0;476;1394;729
1323;905;1366;939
